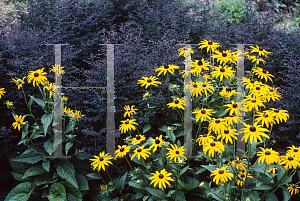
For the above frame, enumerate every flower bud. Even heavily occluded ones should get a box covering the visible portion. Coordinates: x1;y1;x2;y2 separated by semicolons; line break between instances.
199;181;205;187
136;180;141;184
167;126;172;131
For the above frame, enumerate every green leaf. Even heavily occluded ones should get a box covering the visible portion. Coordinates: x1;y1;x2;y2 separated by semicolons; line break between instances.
85;173;100;180
179;177;199;190
145;187;166;199
29;95;45;109
218;110;227;118
28;96;33;111
47;182;67;201
4;182;35;201
281;187;291;201
179;165;189;176
44;139;55;155
133;192;144;199
250;138;257;157
57;159;78;188
34;173;57;186
143;195;149;201
118;172;127;191
266;193;278;201
172;190;186;201
254;184;272;190
11;171;27;182
172;123;183;127
41;114;53;136
175;130;185;137
201;164;217;172
61;181;82;201
64;120;75;134
65;142;73;155
158;125;168;132
12;149;43;164
128;181;144;190
277;167;286;181
75;173;89;191
208;191;225;201
21;123;29;138
23;165;47;179
166;131;176;144
195;167;206;174
143;124;151;133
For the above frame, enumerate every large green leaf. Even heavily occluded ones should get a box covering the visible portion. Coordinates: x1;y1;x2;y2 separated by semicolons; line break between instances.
143;124;151;133
266;193;278;201
57;159;78;188
47;182;67;201
41;114;53;135
29;95;45;109
22;165;47;179
172;190;186;201
201;164;217;172
75;173;89;191
65;142;73;155
276;166;286;181
179;177;199;191
85;173;100;180
44;139;55;155
4;182;35;201
281;187;291;201
12;149;44;164
118;172;127;191
145;187;166;199
65;119;75;134
158;125;168;132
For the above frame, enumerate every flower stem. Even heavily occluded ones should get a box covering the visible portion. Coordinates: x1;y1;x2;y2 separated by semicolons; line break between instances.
167;73;170;101
142;159;151;175
264;121;274;149
21;87;30;112
125;156;134;171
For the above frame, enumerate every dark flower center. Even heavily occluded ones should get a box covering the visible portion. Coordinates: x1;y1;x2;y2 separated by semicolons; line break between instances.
17;80;22;84
201;110;206;114
288;157;293;161
159;174;164;179
208;41;213;45
256;86;260;90
251;99;256;103
294;149;298;152
120;148;125;152
137;148;142;152
34;73;39;77
250;126;256;132
17;121;20;123
259;47;264;51
262;69;267;74
125;121;129;124
250;80;254;84
164;65;169;69
229;115;234;117
265;151;271;155
155;140;160;144
210;142;216;146
128;109;131;111
175;100;179;104
136;136;141;140
224;130;229;134
241;174;245;178
197;60;203;66
193;85;197;88
99;157;104;161
147;79;152;83
203;134;207;137
175;151;179;154
233;104;237;108
226;88;232;92
220;68;225;72
219;170;224;174
222;53;227;57
264;114;269;117
270;89;274;92
274;109;279;113
202;84;207;87
215;119;220;123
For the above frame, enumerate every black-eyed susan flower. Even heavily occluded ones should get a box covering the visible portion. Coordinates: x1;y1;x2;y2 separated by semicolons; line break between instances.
236;171;254;187
44;83;57;98
189;81;202;98
280;153;300;170
216;128;237;144
192;108;214;122
243;77;259;90
119;119;138;134
11;77;26;90
208;118;227;134
241;122;269;144
6;100;13;108
131;146;151;160
90;151;113;171
286;146;300;157
211;65;235;82
198;81;215;96
49;64;65;75
196;132;215;146
100;184;108;191
150;135;164;153
267;167;277;174
253;67;274;83
219;87;237;98
123;105;138;118
191;59;211;74
224;101;243;116
230;157;247;172
225;114;242;126
137;76;162;89
212;50;233;65
0;88;6;99
115;145;131;158
210;166;233;185
248;83;268;98
247;55;267;65
287;183;300;196
61;96;68;103
270;108;289;124
199;40;221;53
249;45;272;57
256;147;280;165
155;64;180;76
27;68;48;87
244;94;266;112
143;91;150;98
12;115;26;131
167;98;186;110
179;69;193;79
229;49;245;65
255;111;274;128
70;110;84;120
265;86;281;102
128;135;146;145
178;47;194;57
149;169;174;189
166;144;187;163
63;107;73;115
203;141;225;158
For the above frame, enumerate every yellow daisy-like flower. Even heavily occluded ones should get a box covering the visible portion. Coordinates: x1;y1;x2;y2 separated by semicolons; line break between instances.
253;67;274;83
243;77;259;90
115;145;131;158
128;135;146;145
155;64;180;76
211;65;235;82
210;166;233;185
287;183;300;196
219;86;237;98
249;45;272;57
150;135;164;153
137;76;162;89
166;144;187;163
255;111;274;128
63;107;73;115
247;55;267;65
12;115;26;131
70;110;84;120
224;101;243;116
198;81;215;96
27;68;48;87
241;122;269;144
236;171;254;187
229;49;245;65
123;105;138;118
143;91;150;98
203;141;225;158
192;108;214;123
216;128;237;144
100;185;108;191
286;146;300;157
149;169;174;189
230;157;247;172
167;98;186;110
196;131;215;146
131;146;151;160
212;50;233;65
267;167;277;174
248;83;268;98
270;108;289;124
61;96;68;103
198;40;221;53
225;114;242;126
280;153;300;170
256;147;280;165
189;81;202;98
208;118;228;134
119;119;138;134
191;59;211;75
6;100;13;108
244;94;266;112
265;86;281;102
179;69;193;79
44;83;57;98
11;77;26;90
49;64;65;75
89;151;113;171
178;47;194;57
0;88;6;99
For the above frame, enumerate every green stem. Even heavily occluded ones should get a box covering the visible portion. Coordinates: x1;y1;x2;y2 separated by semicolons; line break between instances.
175;109;184;125
125;156;134;171
38;85;47;113
264;121;274;149
21;87;30;112
192;121;202;149
167;73;170;101
142;159;151;175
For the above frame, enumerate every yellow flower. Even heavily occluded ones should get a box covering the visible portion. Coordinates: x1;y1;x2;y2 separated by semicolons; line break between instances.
203;141;225;158
11;77;26;89
155;64;180;76
267;167;277;174
240;122;269;144
115;145;131;158
190;59;211;74
196;132;215;146
63;107;73;115
89;151;113;171
208;118;227;134
255;111;274;128
123;105;138;118
224;101;243;116
6;100;13;108
286;146;300;157
179;69;193;79
0;88;6;99
70;110;84;119
192;108;214;123
197;81;215;97
198;40;221;53
249;45;272;57
49;64;65;75
137;76;162;89
149;169;174;189
44;83;57;98
100;185;108;191
230;157;247;172
27;68;48;87
236;171;254;187
265;86;281;102
128;135;146;145
150;135;164;153
287;183;300;196
12;115;26;131
280;153;300;170
256;147;280;165
61;96;68;103
143;91;150;98
178;47;194;57
119;119;138;134
210;166;233;185
166;144;187;163
270;108;289;124
167;98;186;110
219;86;237;98
253;67;274;83
131;146;151;160
247;55;266;65
212;50;233;65
244;94;266;112
189;81;202;98
216;128;237;144
211;65;235;82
